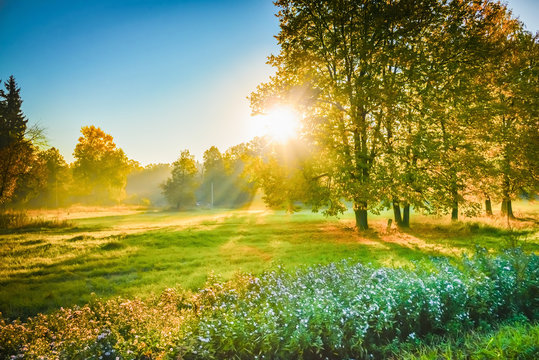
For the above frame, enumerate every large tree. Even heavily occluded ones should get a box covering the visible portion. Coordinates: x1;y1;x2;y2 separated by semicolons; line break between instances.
483;30;539;218
72;126;131;204
251;0;437;229
417;0;525;221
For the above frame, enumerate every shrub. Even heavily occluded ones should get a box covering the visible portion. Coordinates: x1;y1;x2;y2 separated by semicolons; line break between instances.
178;249;537;359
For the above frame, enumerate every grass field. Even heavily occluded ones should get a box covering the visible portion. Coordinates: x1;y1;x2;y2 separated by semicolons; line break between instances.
1;202;537;321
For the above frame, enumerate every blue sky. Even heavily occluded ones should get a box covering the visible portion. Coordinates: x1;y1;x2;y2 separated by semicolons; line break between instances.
0;0;537;165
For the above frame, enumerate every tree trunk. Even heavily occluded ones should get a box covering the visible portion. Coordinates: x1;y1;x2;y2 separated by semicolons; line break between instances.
451;184;459;221
392;200;403;227
451;207;458;221
501;198;515;219
354;202;368;230
485;197;493;216
501;173;515;219
506;199;514;219
402;203;410;228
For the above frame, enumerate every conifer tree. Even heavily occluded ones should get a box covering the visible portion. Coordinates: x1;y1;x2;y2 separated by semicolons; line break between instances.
0;76;33;206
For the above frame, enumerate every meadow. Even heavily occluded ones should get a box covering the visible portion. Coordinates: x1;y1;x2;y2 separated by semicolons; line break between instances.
1;202;537;321
0;203;538;358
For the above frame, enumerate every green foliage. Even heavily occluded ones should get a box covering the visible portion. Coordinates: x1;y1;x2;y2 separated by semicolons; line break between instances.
250;0;537;228
161;150;199;209
0;250;536;359
73;126;132;204
179;250;537;359
0;76;35;206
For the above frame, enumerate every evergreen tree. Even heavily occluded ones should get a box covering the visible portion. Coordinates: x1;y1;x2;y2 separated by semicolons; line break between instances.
0;76;28;149
0;76;33;206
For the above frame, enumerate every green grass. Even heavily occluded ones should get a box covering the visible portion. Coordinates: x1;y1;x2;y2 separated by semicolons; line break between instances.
0;206;537;320
397;320;539;359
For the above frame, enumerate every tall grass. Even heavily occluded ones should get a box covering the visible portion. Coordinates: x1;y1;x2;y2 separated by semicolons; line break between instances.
0;211;72;231
398;320;539;359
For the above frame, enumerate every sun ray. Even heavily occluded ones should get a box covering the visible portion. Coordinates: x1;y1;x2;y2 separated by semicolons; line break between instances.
250;105;300;142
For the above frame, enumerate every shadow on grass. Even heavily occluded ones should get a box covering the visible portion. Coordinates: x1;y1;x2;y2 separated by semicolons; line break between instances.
401;221;538;253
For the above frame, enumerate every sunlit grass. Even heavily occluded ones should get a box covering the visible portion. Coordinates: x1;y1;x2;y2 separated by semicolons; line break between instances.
0;202;537;320
398;321;539;359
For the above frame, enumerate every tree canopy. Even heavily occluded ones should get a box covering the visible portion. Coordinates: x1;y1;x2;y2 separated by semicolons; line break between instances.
73;126;132;204
162;150;199;210
251;0;538;230
0;76;34;207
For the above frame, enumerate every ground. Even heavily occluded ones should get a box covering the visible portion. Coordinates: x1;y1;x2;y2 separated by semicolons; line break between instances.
1;202;537;320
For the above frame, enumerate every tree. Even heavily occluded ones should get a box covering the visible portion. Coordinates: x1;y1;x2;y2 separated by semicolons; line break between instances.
9;150;47;207
34;147;70;207
222;142;259;207
251;139;313;212
251;0;438;229
0;76;34;207
201;146;226;207
72;126;131;204
0;76;28;149
482;30;539;219
376;0;518;223
161;150;199;209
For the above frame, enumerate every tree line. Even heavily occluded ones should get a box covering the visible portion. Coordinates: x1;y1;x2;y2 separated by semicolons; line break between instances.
0;77;259;210
249;0;538;230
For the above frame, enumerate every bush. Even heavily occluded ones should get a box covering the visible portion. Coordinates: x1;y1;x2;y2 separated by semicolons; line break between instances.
179;249;537;359
0;250;536;359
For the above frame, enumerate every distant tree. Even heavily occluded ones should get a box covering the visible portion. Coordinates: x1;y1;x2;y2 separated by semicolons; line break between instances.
250;139;322;213
9;151;47;207
161;150;199;209
201;146;226;206
72;126;131;204
222;142;258;207
8;147;72;208
0;76;35;207
36;147;71;207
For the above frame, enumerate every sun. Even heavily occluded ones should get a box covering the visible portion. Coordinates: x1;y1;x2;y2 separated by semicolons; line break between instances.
250;106;301;142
